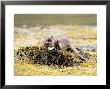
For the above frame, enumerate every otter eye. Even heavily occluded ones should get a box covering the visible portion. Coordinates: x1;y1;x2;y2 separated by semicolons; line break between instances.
48;39;51;42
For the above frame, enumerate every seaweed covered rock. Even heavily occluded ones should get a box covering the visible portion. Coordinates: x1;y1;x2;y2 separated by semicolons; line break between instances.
14;46;85;67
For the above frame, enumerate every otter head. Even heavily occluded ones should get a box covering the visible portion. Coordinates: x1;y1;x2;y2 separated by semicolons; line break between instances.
44;36;54;50
46;36;53;42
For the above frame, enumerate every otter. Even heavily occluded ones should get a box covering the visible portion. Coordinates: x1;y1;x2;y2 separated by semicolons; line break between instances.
42;35;86;61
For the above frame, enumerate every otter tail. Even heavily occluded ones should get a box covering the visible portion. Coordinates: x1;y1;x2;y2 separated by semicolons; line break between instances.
71;46;86;61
